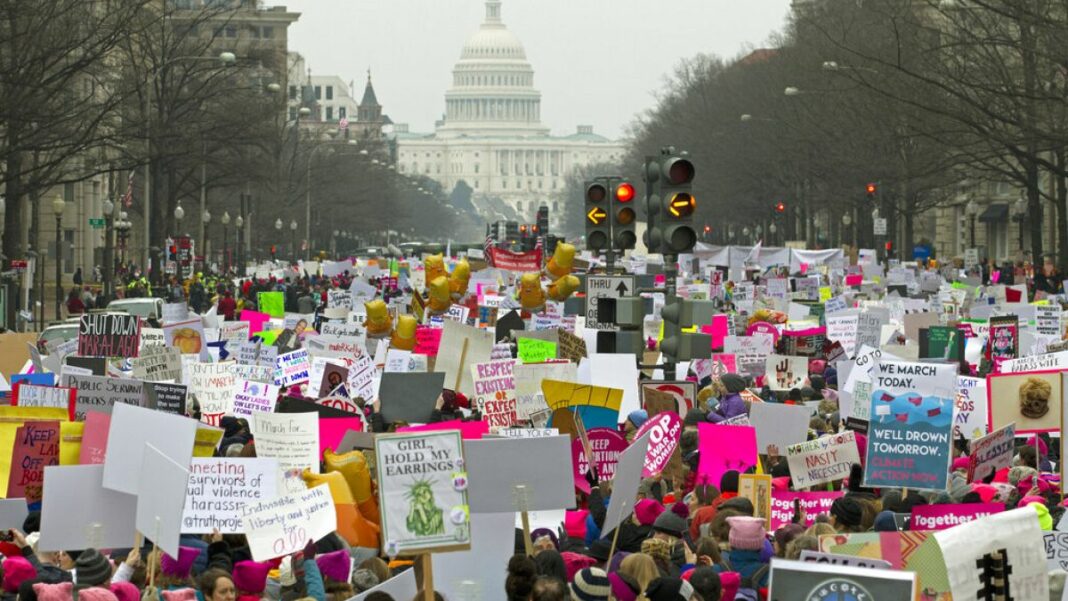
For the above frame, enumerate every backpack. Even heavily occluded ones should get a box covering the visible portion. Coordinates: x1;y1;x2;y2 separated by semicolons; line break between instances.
735;564;769;601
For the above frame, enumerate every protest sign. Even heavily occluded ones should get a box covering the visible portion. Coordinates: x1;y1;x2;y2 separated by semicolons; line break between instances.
6;420;59;503
62;373;145;421
78;313;141;358
1045;532;1068;572
378;372;446;424
514;362;575;421
988;314;1019;370
739;473;772;528
78;412;109;465
967;423;1016;482
601;431;651;534
935;507;1048;601
274;349;311;388
798;550;892;570
252;412;320;474
749;402;811;454
770;491;843;530
825;313;859;358
953;376;988;440
144;382;187;414
317;362;349;398
132;345;183;382
724;334;774;356
589;354;641;418
911;503;1002;531
12;383;75;421
765;354;808;390
163;319;208;360
435;321;494;395
517;338;557;363
162;302;189;323
999;350;1068;373
185;362;236;426
493;428;559;439
542;379;623;432
769;560;917;601
571;427;627;491
231;379;280;417
39;465;137;552
697;423;757;489
413;326;443;356
237;341;278;367
632;411;681;478
863;360;955;490
239;484;336;561
136;443;190;558
0;499;28;531
432;512;513;601
786;431;860;489
469;359;517;428
345;352;378;401
102;403;196;495
465;435;573;513
258;291;285;318
375;431;470;554
987;369;1061;434
557;329;587;363
354;571;417;601
640;381;696;418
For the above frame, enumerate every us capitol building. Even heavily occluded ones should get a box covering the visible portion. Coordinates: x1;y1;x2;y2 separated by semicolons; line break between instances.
393;0;625;220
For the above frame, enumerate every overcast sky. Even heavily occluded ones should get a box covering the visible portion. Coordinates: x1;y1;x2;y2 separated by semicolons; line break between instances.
268;0;793;139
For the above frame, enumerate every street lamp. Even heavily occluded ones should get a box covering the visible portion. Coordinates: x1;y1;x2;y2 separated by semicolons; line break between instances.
234;215;244;269
201;210;211;271
332;229;339;258
784;86;801;96
221;211;230;273
1013;196;1028;252
52;195;66;321
965;199;978;247
102;199;114;299
174;203;185;234
290;219;298;262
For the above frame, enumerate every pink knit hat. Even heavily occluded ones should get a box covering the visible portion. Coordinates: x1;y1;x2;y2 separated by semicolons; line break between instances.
727;516;766;551
161;547;199;579
951;456;970;472
565;510;589;540
232;561;272;594
110;583;140;601
3;556;35;593
32;582;74;601
160;590;198;601
971;484;997;503
315;550;352;584
1019;495;1046;508
633;499;664;527
1027;435;1048;457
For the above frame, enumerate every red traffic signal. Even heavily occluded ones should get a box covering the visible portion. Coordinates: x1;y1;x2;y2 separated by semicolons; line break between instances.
866;183;877;196
774;202;786;213
615;182;635;203
703;225;711;233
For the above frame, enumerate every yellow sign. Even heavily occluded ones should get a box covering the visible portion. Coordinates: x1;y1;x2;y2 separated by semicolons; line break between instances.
541;379;623;412
587;207;607;225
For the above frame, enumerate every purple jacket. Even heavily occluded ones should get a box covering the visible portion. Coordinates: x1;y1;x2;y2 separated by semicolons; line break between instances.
707;392;746;423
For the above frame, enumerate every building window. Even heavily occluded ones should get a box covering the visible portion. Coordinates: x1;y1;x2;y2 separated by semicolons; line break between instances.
288;85;297;100
315;86;322;100
474;164;480;174
338;107;346;119
474;181;479;189
262;26;274;38
326;86;333;100
538;180;543;189
289;107;297;120
225;26;237;38
502;180;507;189
325;106;333;121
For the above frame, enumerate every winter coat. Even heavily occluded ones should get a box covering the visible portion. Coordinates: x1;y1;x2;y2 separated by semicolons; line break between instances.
707;392;746;423
725;549;769;589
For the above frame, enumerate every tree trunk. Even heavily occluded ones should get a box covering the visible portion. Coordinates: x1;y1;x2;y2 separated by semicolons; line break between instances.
1027;158;1043;262
1057;149;1068;271
2;149;21;326
903;194;916;259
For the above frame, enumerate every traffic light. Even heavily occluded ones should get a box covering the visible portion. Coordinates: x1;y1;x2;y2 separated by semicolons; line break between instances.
647;152;697;254
866;183;877;198
775;202;786;213
585;180;609;251
660;298;714;363
612;180;636;249
270;245;277;259
168;245;177;261
536;204;549;236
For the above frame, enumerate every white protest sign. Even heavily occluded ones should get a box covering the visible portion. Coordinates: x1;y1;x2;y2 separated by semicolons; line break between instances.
385;349;412;373
470;360;517;428
237;341;277;367
492;428;560;439
724;334;774;356
102;403;197;495
13;384;73;414
231;379;280;417
136;443;190;558
163;302;189;323
765;354;808;391
345;352;378;401
0;499;28;530
39;465;137;552
239;484;336;561
61;373;146;421
182;458;278;533
432;512;513;601
590;354;641;418
825;314;859;359
799;550;892;570
464;436;573;513
514;362;575;421
319;321;366;340
353;570;417;601
185;362;237;426
750;402;811;453
786;431;860;489
327;289;352;309
968;423;1016;482
274;349;311;387
953;376;988;440
252;412;320;474
998;350;1068;373
601;431;652;534
133;345;183;382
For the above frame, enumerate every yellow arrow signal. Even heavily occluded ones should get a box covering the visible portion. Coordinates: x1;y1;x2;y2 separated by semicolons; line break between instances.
668;193;695;217
587;207;607;225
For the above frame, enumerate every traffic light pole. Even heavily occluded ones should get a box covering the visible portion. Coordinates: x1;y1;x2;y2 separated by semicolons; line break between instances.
662;252;678;380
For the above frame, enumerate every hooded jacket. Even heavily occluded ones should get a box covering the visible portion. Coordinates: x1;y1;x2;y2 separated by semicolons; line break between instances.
725;549;769;589
707;392;746;423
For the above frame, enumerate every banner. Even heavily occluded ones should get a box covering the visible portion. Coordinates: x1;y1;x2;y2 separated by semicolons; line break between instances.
911;503;1002;531
469;360;517;428
239;484;336;561
78;314;141;358
487;246;542;272
182;458;278;533
770;491;843;530
786;431;860;489
863;360;955;491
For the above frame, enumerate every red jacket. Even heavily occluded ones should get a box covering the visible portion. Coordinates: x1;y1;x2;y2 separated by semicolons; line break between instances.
218;296;237;320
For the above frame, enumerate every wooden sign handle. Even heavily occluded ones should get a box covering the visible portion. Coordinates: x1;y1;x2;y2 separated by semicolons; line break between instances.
454;338;469;391
416;553;435;601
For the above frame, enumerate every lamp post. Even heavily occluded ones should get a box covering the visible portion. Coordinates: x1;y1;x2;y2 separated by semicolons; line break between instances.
234;215;244;270
103;199;114;300
769;222;777;245
842;213;853;247
52;195;66;321
289;219;298;262
221;211;230;273
965;199;978;247
332;230;339;259
1013;196;1028;253
116;212;131;268
201;210;211;272
273;218;282;262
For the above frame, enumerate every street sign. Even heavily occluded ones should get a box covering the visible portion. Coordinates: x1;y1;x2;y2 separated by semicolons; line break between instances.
88;218;105;228
964;248;979;269
873;218;887;236
586;275;636;330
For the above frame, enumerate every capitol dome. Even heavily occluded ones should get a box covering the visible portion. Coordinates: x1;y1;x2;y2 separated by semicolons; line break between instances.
438;0;549;136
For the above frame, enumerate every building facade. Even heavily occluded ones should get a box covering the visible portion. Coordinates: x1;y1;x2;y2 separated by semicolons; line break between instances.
393;0;625;223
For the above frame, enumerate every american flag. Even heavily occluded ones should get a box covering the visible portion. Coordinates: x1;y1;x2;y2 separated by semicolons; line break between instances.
121;170;135;208
483;234;493;257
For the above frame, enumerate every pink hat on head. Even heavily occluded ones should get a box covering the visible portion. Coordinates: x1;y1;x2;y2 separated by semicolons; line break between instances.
232;561;272;594
160;547;199;579
772;477;791;491
565;510;589;540
992;468;1010;483
727;516;766;551
315;550;352;584
3;556;35;593
110;583;140;601
1027;435;1048;457
971;484;997;503
951;456;970;472
633;499;664;527
1019;495;1046;508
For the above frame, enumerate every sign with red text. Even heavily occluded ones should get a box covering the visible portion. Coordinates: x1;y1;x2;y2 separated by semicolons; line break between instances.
6;421;59;503
470;360;517;428
786;431;860;489
633;412;681;478
967;423;1016;483
239;484;335;561
78;314;141;358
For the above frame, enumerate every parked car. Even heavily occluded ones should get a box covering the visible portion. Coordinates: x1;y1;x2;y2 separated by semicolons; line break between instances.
106;298;165;325
35;319;81;353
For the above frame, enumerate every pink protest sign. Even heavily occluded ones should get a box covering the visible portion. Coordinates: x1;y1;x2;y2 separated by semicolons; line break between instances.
697;422;757;489
701;314;731;350
319;416;366;455
398;419;488;440
910;503;1002;531
240;310;271;336
711;354;737;377
79;412;111;465
746;321;780;344
634;412;682;478
572;427;627;493
770;491;843;529
845;274;863;287
413;326;443;356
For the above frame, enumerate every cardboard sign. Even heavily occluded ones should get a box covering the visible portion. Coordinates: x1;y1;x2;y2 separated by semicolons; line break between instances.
231;379;280;417
132;345;183;382
697;423;757;489
911;503;1002;531
601;432;652;535
739;473;773;529
435;321;494;395
469;360;517;428
765;354;808;391
7;420;59;503
136;443;190;558
240;484;336;561
464;436;573;513
769;559;916;600
863;360;955;491
163;319;208;360
62;373;145;421
78;313;141;358
967;423;1016;482
102;403;197;495
181;458;278;533
557;329;587;363
39;465;137;552
786;431;861;489
770;491;843;530
377;372;446;424
185;362;236;426
750;402;812;454
632;411;681;478
12;383;75;421
252;412;319;474
375;431;470;554
274;349;311;388
987;369;1062;434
